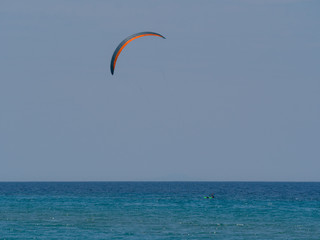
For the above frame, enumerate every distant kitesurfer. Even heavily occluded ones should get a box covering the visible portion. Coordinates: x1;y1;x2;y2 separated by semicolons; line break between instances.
205;193;215;199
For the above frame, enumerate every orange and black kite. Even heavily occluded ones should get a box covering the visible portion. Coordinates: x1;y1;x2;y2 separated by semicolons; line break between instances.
110;32;166;75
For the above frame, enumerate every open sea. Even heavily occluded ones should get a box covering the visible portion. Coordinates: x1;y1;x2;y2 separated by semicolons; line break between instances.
0;182;319;239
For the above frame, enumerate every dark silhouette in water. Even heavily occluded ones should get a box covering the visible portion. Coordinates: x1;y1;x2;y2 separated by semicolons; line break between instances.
205;193;215;199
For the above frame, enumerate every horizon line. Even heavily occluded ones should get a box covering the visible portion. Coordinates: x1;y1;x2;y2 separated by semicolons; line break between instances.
0;180;319;183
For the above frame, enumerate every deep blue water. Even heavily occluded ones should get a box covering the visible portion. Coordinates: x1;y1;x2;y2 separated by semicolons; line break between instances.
0;182;319;239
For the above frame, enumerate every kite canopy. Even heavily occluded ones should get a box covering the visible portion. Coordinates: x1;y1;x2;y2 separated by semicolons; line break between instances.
110;32;166;75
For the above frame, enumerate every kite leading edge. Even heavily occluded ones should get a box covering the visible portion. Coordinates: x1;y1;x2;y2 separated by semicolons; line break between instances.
110;32;166;75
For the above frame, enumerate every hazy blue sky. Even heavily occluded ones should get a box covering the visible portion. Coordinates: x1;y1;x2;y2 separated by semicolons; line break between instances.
1;0;319;181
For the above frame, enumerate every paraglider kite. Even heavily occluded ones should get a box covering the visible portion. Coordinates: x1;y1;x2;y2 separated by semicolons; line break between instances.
110;32;166;75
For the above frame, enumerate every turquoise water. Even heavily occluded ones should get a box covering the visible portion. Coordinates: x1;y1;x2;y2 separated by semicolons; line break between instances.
0;182;319;239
